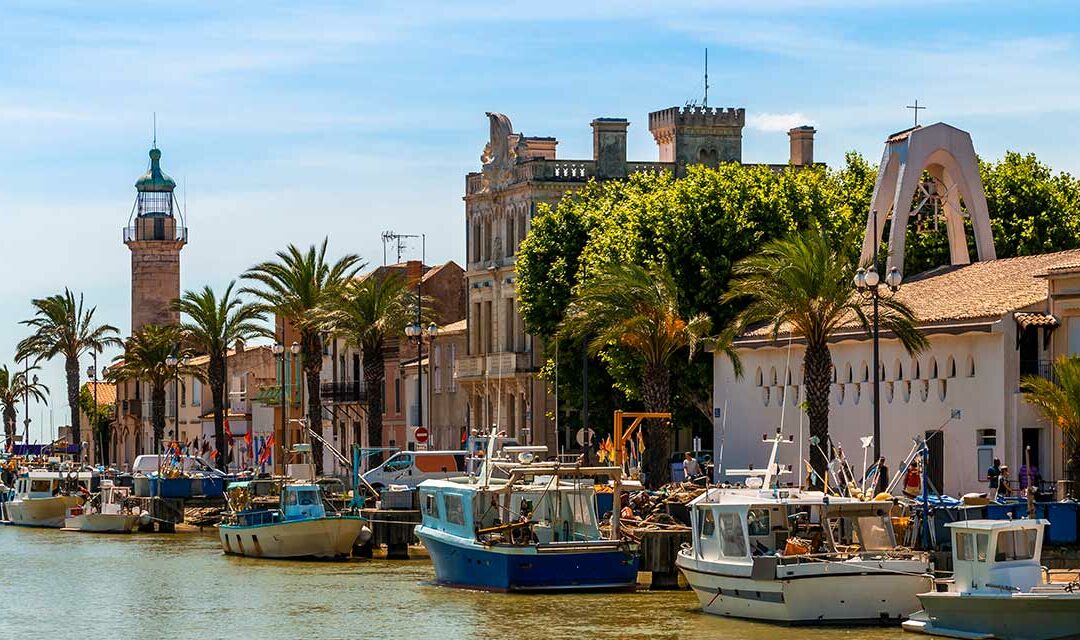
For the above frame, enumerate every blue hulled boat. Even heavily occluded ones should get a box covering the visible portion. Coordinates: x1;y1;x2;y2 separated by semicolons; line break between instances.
415;449;639;592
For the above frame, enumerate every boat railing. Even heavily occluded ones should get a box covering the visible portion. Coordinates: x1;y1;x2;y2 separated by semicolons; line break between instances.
774;549;924;565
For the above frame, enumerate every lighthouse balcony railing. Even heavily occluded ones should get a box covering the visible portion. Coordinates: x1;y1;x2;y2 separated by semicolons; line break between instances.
123;225;188;243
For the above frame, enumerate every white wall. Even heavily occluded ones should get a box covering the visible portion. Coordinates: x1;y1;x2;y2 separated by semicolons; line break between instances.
714;321;1019;495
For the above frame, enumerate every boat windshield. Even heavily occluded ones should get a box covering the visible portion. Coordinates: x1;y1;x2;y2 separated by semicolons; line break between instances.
853;515;894;552
995;528;1038;562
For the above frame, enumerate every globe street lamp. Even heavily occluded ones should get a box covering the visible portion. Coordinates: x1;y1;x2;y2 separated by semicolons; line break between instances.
290;341;302;453
854;209;903;463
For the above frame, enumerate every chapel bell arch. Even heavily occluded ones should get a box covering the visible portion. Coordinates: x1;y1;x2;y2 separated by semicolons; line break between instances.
859;123;996;274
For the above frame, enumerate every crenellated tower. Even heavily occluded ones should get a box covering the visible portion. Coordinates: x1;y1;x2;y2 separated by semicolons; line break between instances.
648;105;745;176
124;146;187;332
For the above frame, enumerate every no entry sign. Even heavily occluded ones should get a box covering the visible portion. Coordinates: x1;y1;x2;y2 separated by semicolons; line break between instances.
414;426;429;444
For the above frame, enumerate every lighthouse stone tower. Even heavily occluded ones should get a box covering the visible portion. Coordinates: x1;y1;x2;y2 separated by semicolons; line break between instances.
124;147;187;332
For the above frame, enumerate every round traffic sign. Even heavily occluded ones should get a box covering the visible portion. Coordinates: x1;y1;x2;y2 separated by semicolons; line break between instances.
414;426;429;444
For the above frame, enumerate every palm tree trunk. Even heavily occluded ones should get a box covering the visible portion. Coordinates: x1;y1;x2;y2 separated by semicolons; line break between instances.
364;352;386;467
803;341;832;487
302;331;325;476
151;383;167;455
641;363;672;490
209;354;227;471
3;405;16;448
65;356;81;451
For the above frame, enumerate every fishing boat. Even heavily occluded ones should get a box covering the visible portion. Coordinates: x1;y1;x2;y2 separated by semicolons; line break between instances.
903;519;1080;640
63;479;147;533
218;445;368;560
415;443;640;592
677;431;932;624
1;468;94;528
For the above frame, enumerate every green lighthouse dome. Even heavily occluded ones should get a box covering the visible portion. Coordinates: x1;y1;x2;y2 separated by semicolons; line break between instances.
135;147;177;192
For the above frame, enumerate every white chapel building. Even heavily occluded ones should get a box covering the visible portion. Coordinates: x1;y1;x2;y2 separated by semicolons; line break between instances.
714;123;1078;495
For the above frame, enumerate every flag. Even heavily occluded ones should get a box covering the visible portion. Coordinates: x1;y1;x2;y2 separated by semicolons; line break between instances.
244;429;252;448
258;434;274;466
209;449;218;461
637;428;645;453
224;419;233;441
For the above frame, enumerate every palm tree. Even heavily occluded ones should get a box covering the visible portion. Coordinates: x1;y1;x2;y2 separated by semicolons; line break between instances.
242;239;363;475
16;289;121;451
724;231;927;482
1021;356;1080;495
173;282;271;471
107;324;201;456
560;261;738;488
0;364;49;450
329;271;415;462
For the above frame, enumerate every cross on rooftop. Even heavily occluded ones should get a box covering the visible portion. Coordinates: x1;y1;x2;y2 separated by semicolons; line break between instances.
906;99;926;126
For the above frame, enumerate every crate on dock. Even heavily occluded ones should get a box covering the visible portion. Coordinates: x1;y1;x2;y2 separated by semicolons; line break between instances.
381;486;415;510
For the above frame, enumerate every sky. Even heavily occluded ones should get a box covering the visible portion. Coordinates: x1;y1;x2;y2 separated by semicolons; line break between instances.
2;1;1079;443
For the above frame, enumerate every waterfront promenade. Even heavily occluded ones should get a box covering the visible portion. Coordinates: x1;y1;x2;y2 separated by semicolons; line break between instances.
0;526;902;640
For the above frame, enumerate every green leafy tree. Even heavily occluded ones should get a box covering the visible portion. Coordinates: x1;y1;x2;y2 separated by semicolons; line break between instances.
329;271;415;464
0;364;48;450
173;282;271;471
78;385;113;466
724;231;927;481
107;324;201;456
560;261;740;488
1021;356;1080;493
242;239;363;475
16;289;121;451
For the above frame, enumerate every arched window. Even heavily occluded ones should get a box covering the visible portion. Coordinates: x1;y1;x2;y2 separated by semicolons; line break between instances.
893;359;904;381
786;370;792;387
913;358;922;380
929;357;938;379
902;380;912;403
770;367;778;386
860;360;869;382
967;355;976;378
433;346;442;393
946;355;956;378
844;363;853;384
755;367;763;387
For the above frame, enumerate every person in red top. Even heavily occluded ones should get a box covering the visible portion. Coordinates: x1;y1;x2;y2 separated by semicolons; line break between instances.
902;461;922;498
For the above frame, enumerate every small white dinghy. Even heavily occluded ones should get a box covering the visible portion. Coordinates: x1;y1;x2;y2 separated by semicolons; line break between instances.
63;480;147;533
903;519;1080;640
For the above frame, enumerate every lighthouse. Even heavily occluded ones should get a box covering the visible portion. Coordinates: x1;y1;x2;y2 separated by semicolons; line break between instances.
124;146;187;331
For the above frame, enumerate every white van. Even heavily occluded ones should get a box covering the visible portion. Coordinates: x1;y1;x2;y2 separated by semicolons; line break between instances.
362;450;467;490
131;454;225;477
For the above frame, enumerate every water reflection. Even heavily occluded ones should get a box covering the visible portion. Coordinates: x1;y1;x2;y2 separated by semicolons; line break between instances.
0;527;903;640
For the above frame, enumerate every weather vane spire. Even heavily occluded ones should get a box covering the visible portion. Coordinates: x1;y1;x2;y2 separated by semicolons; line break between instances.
703;48;709;108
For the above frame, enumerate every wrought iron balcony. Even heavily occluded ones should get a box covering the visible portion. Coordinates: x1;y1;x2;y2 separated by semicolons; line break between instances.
320;380;367;403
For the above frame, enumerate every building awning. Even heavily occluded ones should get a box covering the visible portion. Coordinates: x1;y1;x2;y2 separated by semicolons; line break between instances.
1014;312;1059;330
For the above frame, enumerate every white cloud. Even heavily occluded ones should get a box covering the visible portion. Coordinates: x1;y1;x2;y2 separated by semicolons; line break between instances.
749;112;813;132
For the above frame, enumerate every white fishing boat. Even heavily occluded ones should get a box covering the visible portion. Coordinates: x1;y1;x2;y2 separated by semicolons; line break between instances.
903;519;1080;640
1;468;93;528
677;431;932;624
63;480;147;533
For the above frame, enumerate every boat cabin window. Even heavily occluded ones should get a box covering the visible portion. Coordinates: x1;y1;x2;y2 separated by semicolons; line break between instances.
718;512;748;557
700;507;715;538
995;528;1037;562
853;515;893;551
747;509;770;537
956;532;990;562
30;480;52;493
445;493;465;526
422;493;438;517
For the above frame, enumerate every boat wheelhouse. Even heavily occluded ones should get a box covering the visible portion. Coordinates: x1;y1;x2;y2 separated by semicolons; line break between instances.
63;479;146;533
903;519;1080;640
415;457;639;592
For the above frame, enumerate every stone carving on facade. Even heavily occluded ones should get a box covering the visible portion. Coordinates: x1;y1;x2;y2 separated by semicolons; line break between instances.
480;112;517;192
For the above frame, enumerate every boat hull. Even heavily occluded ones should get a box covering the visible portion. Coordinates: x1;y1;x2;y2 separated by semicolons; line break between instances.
2;495;82;528
218;516;364;559
678;555;932;624
417;527;640;592
903;592;1080;640
63;513;140;533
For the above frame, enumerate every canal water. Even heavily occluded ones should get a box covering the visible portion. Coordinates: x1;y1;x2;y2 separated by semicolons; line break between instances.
0;527;903;639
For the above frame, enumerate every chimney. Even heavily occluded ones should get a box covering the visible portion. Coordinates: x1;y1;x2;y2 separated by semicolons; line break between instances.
234;339;245;353
591;118;629;179
788;126;816;166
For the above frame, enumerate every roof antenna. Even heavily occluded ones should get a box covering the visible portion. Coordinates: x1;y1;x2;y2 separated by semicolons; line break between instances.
153;112;157;148
703;48;709;108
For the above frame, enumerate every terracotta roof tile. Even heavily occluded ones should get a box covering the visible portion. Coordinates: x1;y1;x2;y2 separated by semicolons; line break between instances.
742;248;1080;340
82;381;116;406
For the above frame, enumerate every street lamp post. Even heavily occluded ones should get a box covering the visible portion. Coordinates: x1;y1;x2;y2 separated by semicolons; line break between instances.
22;356;33;453
166;354;180;445
272;342;285;474
88;354;99;465
405;321;438;446
854;209;903;463
291;341;302;454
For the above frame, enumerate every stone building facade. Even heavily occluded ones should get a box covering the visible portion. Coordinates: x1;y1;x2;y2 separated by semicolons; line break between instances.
459;106;816;449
